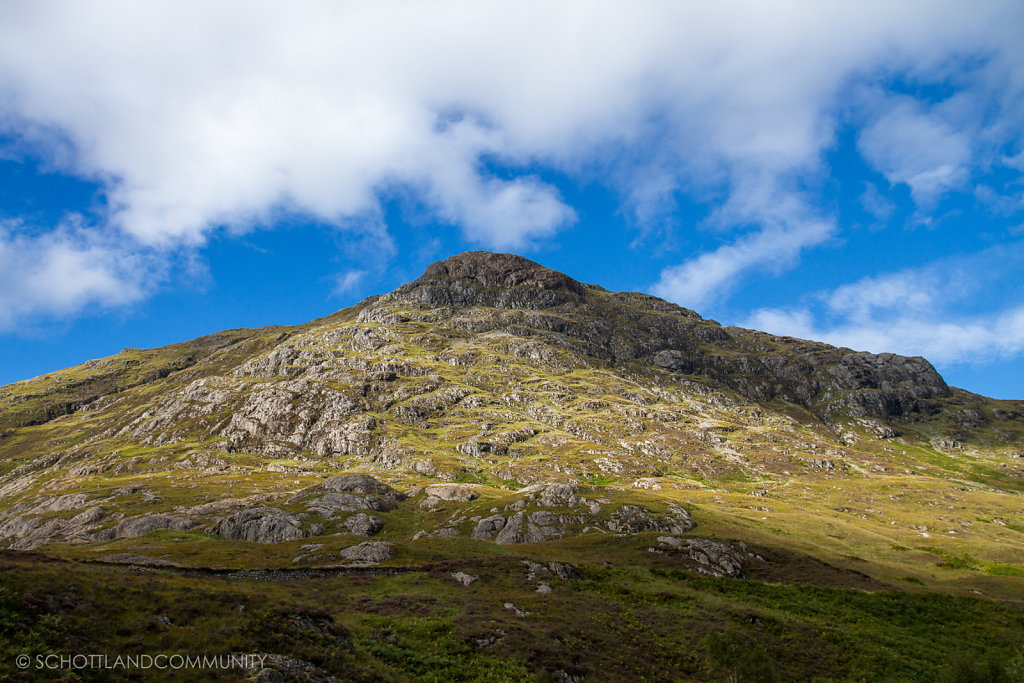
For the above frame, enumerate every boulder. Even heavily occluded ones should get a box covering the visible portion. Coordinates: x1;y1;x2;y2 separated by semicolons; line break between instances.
607;505;695;534
683;538;745;578
451;572;478;586
420;484;479;509
471;515;506;540
537;483;581;508
338;541;395;564
212;507;304;543
493;511;553;544
343;513;383;536
321;474;398;496
114;514;200;539
423;484;478;501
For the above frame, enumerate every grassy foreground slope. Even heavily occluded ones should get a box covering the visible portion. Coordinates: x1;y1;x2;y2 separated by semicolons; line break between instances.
2;549;1024;682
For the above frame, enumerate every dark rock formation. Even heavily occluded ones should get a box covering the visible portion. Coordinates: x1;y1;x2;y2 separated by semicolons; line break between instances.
372;250;953;421
389;251;587;310
212;507;305;543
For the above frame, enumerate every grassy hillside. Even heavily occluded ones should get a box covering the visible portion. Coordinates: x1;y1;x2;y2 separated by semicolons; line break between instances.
1;253;1022;680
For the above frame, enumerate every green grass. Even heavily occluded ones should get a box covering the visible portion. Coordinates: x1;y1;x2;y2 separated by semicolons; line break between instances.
2;550;1022;682
986;564;1024;578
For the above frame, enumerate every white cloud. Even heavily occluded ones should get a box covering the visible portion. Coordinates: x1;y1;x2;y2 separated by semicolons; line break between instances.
858;95;973;205
0;1;1021;324
331;270;366;299
652;218;834;309
746;246;1024;365
750;304;1024;366
0;220;155;330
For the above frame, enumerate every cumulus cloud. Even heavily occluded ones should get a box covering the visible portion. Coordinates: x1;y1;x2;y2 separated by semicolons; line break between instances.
745;245;1024;365
0;220;156;330
0;1;1022;325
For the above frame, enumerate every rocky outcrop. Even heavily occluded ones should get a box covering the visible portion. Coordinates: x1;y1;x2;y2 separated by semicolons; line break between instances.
0;504;107;549
420;484;479;509
423;252;587;294
321;474;399;496
387;252;587;311
654;536;747;577
471;515;506;540
288;475;406;521
608;504;695;534
338;541;395;564
212;507;305;543
342;513;383;536
220;381;367;456
461;484;696;544
113;514;201;539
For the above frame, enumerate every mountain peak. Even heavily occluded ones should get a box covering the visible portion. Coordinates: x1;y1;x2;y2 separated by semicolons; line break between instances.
421;251;586;295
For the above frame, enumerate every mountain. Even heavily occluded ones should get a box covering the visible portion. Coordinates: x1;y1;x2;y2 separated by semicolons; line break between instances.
1;251;1023;681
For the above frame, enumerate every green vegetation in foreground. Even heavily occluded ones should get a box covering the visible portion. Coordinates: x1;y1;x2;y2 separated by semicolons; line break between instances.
1;551;1022;682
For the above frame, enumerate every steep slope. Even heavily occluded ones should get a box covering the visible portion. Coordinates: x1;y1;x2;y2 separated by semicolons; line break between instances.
0;251;1020;598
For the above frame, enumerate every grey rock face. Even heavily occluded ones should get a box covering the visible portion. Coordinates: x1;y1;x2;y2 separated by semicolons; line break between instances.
471;515;506;540
450;571;478;586
338;541;395;564
114;514;200;539
215;379;371;456
536;483;580;507
321;474;398;497
127;377;243;445
306;492;377;515
607;505;695;534
493;511;561;544
0;503;109;549
421;484;479;509
492;512;526;544
212;507;304;543
343;513;383;536
423;484;479;502
682;538;745;577
40;493;91;512
547;561;579;580
656;536;746;577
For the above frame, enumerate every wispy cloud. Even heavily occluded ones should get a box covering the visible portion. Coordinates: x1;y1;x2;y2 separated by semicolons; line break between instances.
857;94;972;206
330;270;367;299
860;182;896;222
745;244;1024;365
652;218;835;309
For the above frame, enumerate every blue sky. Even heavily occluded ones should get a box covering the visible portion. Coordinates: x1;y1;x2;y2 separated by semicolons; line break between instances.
1;2;1023;399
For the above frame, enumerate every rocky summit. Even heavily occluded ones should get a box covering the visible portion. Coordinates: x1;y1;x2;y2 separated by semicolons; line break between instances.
1;251;1023;681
